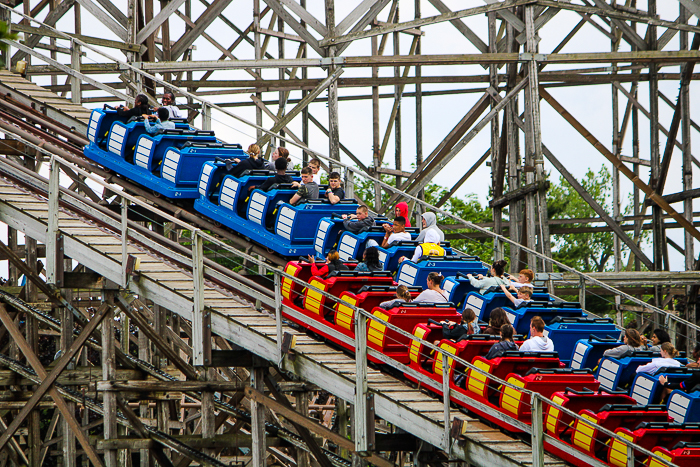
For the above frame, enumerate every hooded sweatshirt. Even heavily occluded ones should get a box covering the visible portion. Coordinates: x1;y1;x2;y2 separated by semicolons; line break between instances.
395;202;411;227
415;212;444;243
519;335;554;353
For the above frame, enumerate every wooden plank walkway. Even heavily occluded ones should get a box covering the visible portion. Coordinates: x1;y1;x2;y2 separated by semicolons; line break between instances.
0;176;568;467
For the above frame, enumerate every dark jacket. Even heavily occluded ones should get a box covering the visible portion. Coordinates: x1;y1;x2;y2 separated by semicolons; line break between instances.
443;322;469;341
259;174;294;192
482;326;502;336
663;373;700;392
342;215;374;234
485;340;518;360
230;157;265;178
116;103;151;121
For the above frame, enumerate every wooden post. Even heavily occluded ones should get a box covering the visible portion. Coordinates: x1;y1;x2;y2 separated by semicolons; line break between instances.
531;394;544;467
488;11;503;262
202;103;212;131
442;352;450;453
579;276;586;311
371;31;381;211
191;230;208;366
70;39;81;104
522;7;538;270
301;0;309;164
102;305;118;467
251;367;266;467
414;0;423;175
611;24;621;272
275;273;283;362
47;157;60;284
295;391;310;467
138;306;151;467
337;398;349;460
254;0;262;140
326;0;339;164
61;296;76;467
121;196;128;287
506;21;521;271
201;368;216;456
354;311;368;452
345;167;355;200
393;4;401;187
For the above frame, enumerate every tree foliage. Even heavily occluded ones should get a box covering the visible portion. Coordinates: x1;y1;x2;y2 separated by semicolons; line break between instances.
0;21;18;68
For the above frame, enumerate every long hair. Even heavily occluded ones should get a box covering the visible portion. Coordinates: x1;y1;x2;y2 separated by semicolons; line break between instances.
661;342;678;358
248;144;261;158
625;328;642;347
427;271;444;287
489;308;508;329
363;247;381;269
492;259;507;277
396;285;412;302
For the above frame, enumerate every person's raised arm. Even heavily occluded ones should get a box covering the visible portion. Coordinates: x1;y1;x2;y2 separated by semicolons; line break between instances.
499;284;516;305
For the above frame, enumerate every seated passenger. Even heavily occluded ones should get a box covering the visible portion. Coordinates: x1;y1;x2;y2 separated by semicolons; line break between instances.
394;202;411;227
643;328;671;353
308;158;322;184
265;146;294;171
519;316;554;352
397;229;443;264
367;216;411;249
379;285;413;310
441;307;479;341
155;91;183;119
143;107;175;135
485;324;519;359
116;93;150;122
659;371;700;393
499;284;533;309
465;259;510;294
341;205;374;233
602;328;646;359
636;342;681;374
355;246;382;272
324;172;345;204
255;157;294;192
415;212;444;243
688;343;700;369
413;272;448;303
230;144;265;179
289;167;319;205
307;249;347;277
482;308;509;336
507;268;534;291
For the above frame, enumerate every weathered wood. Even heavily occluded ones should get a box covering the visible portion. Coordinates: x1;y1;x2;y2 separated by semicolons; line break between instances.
489;181;550;209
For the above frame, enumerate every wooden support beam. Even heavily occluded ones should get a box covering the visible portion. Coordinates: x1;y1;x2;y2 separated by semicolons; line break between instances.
435;149;490;208
646;187;700;206
489;181;550;209
0;304;106;467
171;0;233;60
10;23;143;53
115;394;175;467
98;380;246;392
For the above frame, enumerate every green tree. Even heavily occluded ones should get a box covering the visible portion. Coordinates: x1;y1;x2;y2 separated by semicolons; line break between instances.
0;21;18;68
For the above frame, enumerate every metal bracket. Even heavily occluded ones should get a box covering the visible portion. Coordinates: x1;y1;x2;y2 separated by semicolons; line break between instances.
519;53;546;61
319;57;345;66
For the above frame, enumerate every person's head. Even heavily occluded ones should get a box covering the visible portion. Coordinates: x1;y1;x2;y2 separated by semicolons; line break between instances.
518;269;534;283
624;328;642;347
529;316;545;336
356;205;369;220
300;166;313;184
308;158;321;174
393;216;406;233
421;212;436;229
396;285;412;302
273;146;289;161
329;172;342;189
492;260;507;277
363;246;380;268
135;94;148;106
501;324;515;342
162;91;175;106
462;307;476;324
423;229;440;245
660;342;678;359
327;249;340;262
652;329;671;346
426;271;444;289
489;308;508;329
693;343;700;361
274;157;287;171
157;107;170;121
248;144;261;158
517;286;533;300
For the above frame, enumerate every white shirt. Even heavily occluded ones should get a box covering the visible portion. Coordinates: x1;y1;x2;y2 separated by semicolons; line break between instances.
413;289;448;303
512;281;534;289
519;336;554;353
386;231;411;246
511;298;532;308
636;357;681;375
162;105;182;119
313;172;321;184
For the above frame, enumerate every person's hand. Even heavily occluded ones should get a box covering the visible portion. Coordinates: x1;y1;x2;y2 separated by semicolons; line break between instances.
342;214;348;219
398;256;406;263
500;284;507;291
659;375;667;386
307;255;314;263
641;335;648;345
248;185;255;192
476;274;484;280
383;223;393;232
233;158;240;163
466;273;472;278
291;181;300;188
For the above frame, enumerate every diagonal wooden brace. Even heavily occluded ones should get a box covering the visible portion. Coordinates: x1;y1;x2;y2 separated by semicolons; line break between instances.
0;303;107;467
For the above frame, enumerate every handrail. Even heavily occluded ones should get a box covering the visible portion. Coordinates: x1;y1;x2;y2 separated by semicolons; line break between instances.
0;4;694;342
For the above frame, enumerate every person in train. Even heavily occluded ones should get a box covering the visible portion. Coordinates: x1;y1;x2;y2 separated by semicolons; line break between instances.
441;307;479;341
255;157;294;192
116;93;151;122
688;343;700;368
156;91;183;119
265;146;294;171
482;308;509;336
507;268;534;291
415;212;444;243
142;107;175;135
325;172;345;204
499;284;533;309
395;202;411;227
341;205;374;233
465;259;510;294
485;324;519;359
643;328;671;352
367;216;411;249
659;369;700;394
397;229;443;264
355;246;382;272
307;249;348;277
413;272;448;303
519;316;554;352
308;158;322;184
602;328;646;359
636;342;681;374
379;285;413;309
230;144;265;178
289;167;319;205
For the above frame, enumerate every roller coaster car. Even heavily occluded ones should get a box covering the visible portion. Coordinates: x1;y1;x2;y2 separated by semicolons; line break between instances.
544;317;622;365
366;302;461;364
647;442;700;467
395;255;488;288
570;336;625;371
596;352;688;392
375;241;452;273
335;225;419;262
545;388;636;438
667;389;700;424
194;163;357;256
630;368;700;406
607;422;700;467
500;301;585;335
456;285;552;320
570;404;671;458
500;368;600;422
